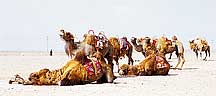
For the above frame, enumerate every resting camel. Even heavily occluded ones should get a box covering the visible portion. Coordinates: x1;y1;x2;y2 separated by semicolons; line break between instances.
119;53;170;76
109;37;134;71
189;39;210;60
9;50;115;85
82;33;114;71
59;29;80;59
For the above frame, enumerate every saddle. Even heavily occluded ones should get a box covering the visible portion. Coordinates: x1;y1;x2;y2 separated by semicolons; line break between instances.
84;59;102;78
120;39;129;50
156;56;168;68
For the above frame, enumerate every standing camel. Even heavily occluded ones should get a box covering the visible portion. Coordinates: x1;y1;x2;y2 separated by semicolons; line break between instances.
189;39;210;60
109;37;134;71
59;29;80;59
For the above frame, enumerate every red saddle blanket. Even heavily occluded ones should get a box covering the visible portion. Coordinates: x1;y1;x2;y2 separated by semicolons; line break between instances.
84;59;102;76
156;56;168;68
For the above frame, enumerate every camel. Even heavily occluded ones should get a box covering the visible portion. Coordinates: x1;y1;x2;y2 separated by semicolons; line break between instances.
82;33;114;71
189;39;210;60
9;50;116;86
156;36;185;70
59;29;80;59
119;54;170;76
109;37;134;71
131;36;185;70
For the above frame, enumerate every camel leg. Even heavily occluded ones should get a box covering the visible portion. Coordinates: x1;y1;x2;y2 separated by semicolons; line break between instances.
174;59;181;70
208;47;210;57
97;64;116;83
195;52;198;59
169;53;172;59
175;53;185;70
142;52;146;57
114;57;120;72
203;51;207;61
105;56;114;72
105;65;116;83
200;52;202;59
128;57;134;65
180;53;185;69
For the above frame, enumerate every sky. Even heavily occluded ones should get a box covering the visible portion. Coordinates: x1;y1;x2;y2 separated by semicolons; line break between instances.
0;0;216;51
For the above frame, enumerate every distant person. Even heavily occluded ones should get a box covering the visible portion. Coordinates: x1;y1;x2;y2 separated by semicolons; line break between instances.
49;49;53;56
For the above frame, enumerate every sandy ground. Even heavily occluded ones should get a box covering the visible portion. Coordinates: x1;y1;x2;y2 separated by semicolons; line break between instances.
0;50;216;96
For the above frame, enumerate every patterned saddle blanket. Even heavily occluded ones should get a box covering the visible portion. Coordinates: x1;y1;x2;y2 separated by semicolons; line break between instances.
156;56;168;68
120;39;129;50
84;59;102;76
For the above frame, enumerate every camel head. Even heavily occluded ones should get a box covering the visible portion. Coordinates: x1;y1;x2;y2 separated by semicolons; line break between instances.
119;64;129;75
59;29;74;41
189;40;196;51
28;68;50;85
189;40;194;44
131;37;143;52
119;64;138;76
143;37;151;44
131;37;137;44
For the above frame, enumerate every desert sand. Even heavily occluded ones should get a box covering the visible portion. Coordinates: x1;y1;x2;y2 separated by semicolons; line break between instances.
0;50;216;96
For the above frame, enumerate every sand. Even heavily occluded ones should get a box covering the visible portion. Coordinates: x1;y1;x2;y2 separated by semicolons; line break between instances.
0;50;216;96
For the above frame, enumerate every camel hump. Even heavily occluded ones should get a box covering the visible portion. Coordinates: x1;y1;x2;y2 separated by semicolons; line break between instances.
109;37;120;48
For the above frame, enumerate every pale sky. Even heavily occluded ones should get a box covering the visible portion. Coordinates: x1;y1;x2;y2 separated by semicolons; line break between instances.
0;0;216;51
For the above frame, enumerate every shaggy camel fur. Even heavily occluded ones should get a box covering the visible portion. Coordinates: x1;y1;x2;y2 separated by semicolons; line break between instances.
9;50;115;86
119;54;170;76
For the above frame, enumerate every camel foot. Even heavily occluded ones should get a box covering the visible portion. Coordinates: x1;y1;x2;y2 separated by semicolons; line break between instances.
203;58;207;61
